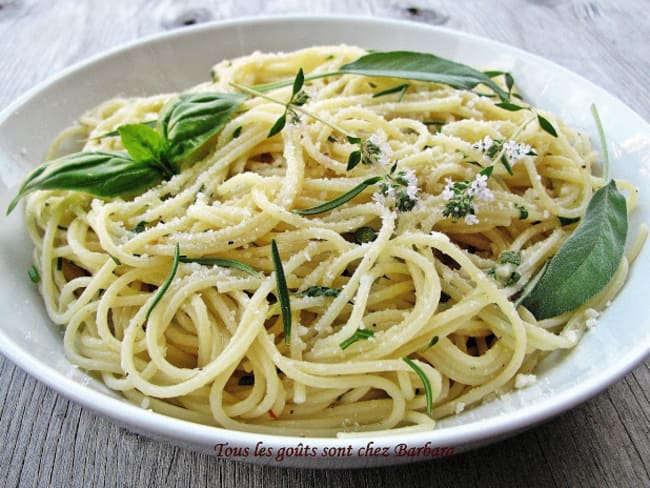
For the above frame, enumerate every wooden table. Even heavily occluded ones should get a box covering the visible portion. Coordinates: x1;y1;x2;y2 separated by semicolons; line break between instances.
1;1;648;486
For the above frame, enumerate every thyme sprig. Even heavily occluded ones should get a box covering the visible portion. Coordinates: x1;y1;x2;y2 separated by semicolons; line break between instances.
339;328;375;350
230;75;385;171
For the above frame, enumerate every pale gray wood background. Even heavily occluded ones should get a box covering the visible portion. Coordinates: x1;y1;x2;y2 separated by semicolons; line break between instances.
1;1;649;486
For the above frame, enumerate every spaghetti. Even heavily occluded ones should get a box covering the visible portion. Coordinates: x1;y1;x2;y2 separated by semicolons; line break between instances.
21;45;638;436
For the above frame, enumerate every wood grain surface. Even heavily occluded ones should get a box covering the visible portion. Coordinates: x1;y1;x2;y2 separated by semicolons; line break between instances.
1;1;648;486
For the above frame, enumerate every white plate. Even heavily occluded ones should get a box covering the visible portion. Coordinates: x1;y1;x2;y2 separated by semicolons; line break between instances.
1;16;649;469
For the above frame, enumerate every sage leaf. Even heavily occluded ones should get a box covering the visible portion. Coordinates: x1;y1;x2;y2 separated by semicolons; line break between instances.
271;239;292;344
7;151;163;214
339;51;510;101
159;92;246;169
178;256;259;277
521;180;627;319
293;176;382;215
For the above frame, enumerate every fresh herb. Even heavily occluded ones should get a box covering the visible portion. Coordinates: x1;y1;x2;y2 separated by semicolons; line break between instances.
441;168;494;224
402;357;433;416
7;92;245;214
109;254;121;266
293;176;382;215
427;335;439;348
28;264;40;283
500;250;522;266
522;180;627;318
354;226;378;244
346;136;386;171
7;152;163;214
145;243;180;321
178;256;259;277
339;328;375;350
494;102;558;138
271;240;292;344
373;165;420;212
266;68;310;137
591;104;610;179
232;126;242;139
515;204;529;220
256;51;509;101
159;92;247;169
132;221;148;233
295;285;341;298
94;119;157;139
537;115;558;138
558;216;580;226
372;83;410;101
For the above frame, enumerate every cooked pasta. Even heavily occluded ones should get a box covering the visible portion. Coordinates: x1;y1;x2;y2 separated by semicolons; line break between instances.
21;45;638;437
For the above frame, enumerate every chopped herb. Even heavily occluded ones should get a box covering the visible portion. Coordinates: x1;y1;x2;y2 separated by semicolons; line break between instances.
296;285;341;298
402;357;433;415
558;216;580;226
271;240;292;344
232;126;242;138
339;328;375;350
516;204;529;220
500;250;522;266
109;254;121;266
354;226;378;244
427;335;439;348
28;265;40;283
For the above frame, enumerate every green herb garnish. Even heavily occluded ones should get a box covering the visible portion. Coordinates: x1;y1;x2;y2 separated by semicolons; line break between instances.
293;176;382;215
339;328;375;350
402;357;433;416
522;180;627;318
296;285;341;298
271;240;292;344
372;83;410;101
427;335;439;348
28;264;40;283
354;226;378;244
145;243;180;321
178;256;259;277
7;92;245;214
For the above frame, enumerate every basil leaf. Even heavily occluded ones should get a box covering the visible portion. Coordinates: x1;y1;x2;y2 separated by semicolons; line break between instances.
159;92;246;169
7;151;162;214
118;123;166;165
95;119;157;139
339;51;509;101
522;180;627;319
178;256;259;277
293;176;382;216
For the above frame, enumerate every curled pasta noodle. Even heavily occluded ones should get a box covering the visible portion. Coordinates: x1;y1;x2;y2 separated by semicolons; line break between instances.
23;45;637;437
